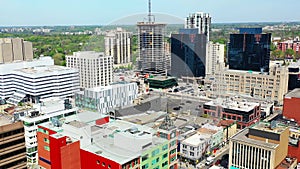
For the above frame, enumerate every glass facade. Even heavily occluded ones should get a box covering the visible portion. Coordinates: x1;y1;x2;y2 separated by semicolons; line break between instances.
228;30;271;72
171;33;207;78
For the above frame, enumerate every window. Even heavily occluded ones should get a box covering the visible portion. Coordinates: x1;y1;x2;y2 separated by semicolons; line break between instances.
152;149;160;157
162;144;168;151
96;160;100;165
142;154;149;161
44;146;50;151
102;162;105;167
44;138;49;143
142;164;149;169
152;157;159;165
163;153;168;159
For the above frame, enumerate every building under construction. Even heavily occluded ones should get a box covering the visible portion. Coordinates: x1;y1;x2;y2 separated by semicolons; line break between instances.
137;0;167;74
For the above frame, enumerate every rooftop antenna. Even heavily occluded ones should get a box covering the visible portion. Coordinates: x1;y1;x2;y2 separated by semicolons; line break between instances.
148;0;155;23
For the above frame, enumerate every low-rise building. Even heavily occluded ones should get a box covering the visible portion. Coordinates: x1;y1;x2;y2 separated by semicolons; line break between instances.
75;82;138;114
229;122;297;169
203;98;261;129
36;113;175;169
198;123;223;152
283;88;300;123
217;119;237;142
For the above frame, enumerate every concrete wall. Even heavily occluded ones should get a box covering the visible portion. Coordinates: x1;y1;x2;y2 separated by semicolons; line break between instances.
12;38;23;61
23;41;33;61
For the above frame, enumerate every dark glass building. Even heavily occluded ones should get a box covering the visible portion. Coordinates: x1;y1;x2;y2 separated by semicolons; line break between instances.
288;66;300;90
228;28;271;72
171;30;207;78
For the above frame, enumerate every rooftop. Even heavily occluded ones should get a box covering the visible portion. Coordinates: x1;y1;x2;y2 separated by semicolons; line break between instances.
285;88;300;98
205;97;260;112
182;133;210;147
252;122;288;135
67;51;109;59
15;65;77;76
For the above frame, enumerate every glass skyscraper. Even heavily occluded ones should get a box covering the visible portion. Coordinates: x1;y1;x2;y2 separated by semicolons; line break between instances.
228;28;271;72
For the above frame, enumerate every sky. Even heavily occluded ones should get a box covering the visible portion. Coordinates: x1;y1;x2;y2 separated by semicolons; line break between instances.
0;0;300;26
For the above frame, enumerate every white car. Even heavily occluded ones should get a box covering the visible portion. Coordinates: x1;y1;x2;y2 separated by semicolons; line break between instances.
205;156;215;166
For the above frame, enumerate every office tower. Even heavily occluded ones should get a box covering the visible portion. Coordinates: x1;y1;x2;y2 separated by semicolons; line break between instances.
66;51;113;88
229;122;296;169
206;42;225;76
287;60;300;90
75;82;138;114
171;29;207;78
228;28;271;72
0;38;33;63
185;12;211;41
0;121;27;169
105;28;132;67
137;0;167;74
0;57;79;103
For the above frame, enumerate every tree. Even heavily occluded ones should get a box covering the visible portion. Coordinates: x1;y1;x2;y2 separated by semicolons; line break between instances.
285;48;295;58
271;49;284;60
53;53;64;65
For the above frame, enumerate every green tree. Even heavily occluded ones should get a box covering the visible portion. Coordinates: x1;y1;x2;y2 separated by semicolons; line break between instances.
285;48;295;58
53;53;64;65
271;49;284;60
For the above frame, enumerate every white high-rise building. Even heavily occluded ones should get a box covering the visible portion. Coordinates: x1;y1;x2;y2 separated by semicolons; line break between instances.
185;12;211;41
206;42;225;76
0;57;80;103
105;28;132;67
66;51;113;88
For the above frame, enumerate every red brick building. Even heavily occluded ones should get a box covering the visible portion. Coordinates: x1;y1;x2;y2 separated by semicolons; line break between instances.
277;40;300;55
283;89;300;123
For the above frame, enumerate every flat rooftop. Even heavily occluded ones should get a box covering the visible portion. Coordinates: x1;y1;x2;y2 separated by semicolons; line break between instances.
205;98;260;112
285;88;300;98
15;65;77;76
148;76;177;81
251;122;288;135
182;133;211;147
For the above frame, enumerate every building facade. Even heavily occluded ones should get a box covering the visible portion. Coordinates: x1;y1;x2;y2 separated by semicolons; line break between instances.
283;88;300;123
228;28;271;72
203;98;261;129
105;27;132;67
0;121;27;169
0;38;33;63
0;57;80;103
75;82;138;114
277;39;300;55
229;122;293;169
137;22;167;73
210;64;289;105
171;33;207;78
288;61;300;90
206;42;225;76
19;98;77;164
66;51;113;88
198;124;223;151
185;12;211;41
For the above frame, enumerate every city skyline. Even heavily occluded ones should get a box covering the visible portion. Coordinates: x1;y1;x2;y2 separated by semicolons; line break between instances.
1;0;300;26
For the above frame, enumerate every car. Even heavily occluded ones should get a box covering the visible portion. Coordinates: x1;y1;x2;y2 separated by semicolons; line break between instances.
215;159;221;165
205;156;215;166
173;88;179;92
173;107;180;110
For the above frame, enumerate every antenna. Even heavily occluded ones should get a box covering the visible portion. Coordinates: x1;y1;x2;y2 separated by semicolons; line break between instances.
147;0;155;23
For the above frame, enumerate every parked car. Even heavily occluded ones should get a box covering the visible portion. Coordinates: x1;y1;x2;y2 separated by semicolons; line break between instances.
205;156;215;166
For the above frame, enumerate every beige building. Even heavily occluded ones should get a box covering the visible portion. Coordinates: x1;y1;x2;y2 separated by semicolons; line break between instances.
209;64;289;104
206;42;225;76
229;122;297;169
0;38;33;63
66;51;113;88
217;119;237;142
0;121;27;169
105;28;132;67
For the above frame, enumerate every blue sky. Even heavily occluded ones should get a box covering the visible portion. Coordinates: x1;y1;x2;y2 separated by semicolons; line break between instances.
1;0;300;26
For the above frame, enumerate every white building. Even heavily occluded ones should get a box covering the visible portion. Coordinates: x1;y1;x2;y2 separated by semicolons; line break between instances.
105;28;132;67
206;42;225;76
198;124;224;150
66;51;113;88
18;97;78;164
185;12;211;41
75;82;138;114
0;57;80;104
180;133;211;163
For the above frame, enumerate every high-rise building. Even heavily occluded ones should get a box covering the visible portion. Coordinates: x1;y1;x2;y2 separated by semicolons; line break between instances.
206;42;225;76
171;30;207;78
105;28;132;67
0;57;80;104
137;22;167;73
0;121;27;169
66;51;113;88
0;38;33;63
287;60;300;90
229;122;297;169
185;12;211;41
228;28;271;72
